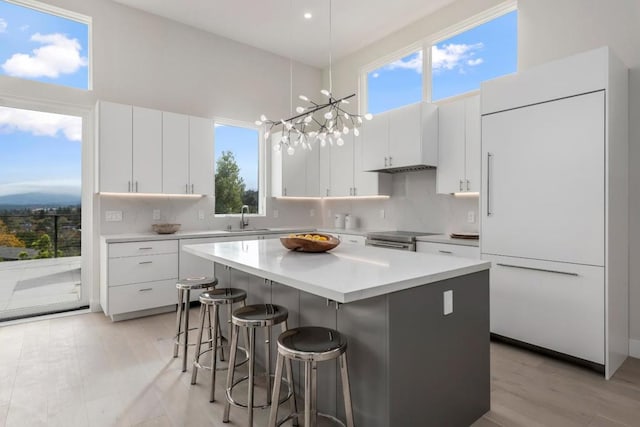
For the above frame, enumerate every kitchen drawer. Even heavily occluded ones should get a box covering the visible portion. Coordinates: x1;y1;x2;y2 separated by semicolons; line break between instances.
416;241;479;258
335;234;366;245
109;279;176;315
484;254;604;364
108;253;178;286
109;240;178;258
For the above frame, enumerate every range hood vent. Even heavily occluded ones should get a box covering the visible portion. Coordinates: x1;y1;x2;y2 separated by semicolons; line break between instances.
373;164;436;174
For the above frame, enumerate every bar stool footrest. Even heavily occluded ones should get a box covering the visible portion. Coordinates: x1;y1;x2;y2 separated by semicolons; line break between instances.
194;345;250;371
225;373;294;410
276;412;346;427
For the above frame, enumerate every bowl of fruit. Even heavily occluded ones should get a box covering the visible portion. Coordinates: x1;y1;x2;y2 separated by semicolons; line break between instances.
280;233;340;253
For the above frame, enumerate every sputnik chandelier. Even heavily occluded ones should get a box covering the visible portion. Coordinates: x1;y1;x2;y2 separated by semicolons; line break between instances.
255;0;372;155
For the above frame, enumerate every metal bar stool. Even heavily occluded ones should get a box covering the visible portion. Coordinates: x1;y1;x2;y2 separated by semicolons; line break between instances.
223;304;298;426
268;326;355;427
174;276;218;372
191;288;250;402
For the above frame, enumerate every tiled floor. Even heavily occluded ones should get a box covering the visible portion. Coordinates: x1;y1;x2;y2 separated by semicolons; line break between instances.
0;310;639;427
0;257;82;320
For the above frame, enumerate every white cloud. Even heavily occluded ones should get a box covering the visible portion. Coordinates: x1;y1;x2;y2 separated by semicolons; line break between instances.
386;51;423;74
0;180;80;197
432;43;484;72
0;106;82;142
1;32;87;79
467;58;484;66
372;72;380;78
19;24;29;32
0;18;7;33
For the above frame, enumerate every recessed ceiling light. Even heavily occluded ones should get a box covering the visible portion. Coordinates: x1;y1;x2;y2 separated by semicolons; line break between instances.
303;12;312;19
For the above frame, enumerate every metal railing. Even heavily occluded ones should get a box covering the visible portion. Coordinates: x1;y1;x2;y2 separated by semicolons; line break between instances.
0;212;81;261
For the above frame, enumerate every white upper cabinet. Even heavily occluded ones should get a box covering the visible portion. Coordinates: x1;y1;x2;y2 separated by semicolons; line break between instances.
436;95;480;194
162;112;190;194
98;101;133;193
319;142;332;197
98;100;214;195
271;132;306;197
362;101;438;172
353;133;391;197
330;134;355;197
188;116;214;196
132;107;162;194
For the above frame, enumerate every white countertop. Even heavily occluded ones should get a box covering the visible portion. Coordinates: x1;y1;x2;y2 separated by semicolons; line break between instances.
415;234;480;247
101;227;316;243
183;239;490;303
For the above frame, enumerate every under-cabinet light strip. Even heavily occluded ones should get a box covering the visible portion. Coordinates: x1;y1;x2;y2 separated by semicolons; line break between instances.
273;196;390;201
98;192;205;198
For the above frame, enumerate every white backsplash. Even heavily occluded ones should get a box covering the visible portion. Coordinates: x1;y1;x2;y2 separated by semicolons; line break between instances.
99;170;478;235
99;195;321;234
320;170;479;233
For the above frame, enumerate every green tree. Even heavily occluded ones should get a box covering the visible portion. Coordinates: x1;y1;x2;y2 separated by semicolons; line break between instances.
215;151;246;214
31;234;62;258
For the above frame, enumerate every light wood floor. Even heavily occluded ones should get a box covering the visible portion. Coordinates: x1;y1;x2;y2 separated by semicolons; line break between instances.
1;310;639;427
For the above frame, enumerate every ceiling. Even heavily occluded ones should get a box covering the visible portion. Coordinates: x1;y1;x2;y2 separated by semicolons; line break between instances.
112;0;457;68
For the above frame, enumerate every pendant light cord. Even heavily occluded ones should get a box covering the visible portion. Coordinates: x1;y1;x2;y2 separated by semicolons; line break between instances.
328;0;333;94
289;0;294;116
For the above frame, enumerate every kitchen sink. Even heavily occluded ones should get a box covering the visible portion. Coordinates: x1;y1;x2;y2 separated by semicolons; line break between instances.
228;228;271;233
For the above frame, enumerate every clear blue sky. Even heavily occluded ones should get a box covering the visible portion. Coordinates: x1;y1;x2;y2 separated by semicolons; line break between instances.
215;125;259;191
367;10;517;112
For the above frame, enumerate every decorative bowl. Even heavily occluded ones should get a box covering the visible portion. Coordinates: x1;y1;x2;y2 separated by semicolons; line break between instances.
280;233;340;253
152;223;181;234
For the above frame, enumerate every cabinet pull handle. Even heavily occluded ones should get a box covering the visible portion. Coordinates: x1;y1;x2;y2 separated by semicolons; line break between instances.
439;250;453;254
284;187;287;196
389;156;392;166
459;179;464;191
139;288;153;292
496;263;579;277
353;187;357;196
191;184;194;194
185;183;189;194
128;181;131;192
326;189;329;197
138;261;153;265
138;247;153;250
135;181;139;192
487;153;493;216
466;179;470;191
384;157;388;167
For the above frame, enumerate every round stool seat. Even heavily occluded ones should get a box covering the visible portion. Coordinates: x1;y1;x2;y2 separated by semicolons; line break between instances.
232;304;288;328
278;326;347;362
200;288;246;305
176;276;217;290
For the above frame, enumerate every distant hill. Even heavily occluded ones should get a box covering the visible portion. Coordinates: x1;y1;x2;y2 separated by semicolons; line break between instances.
0;193;81;210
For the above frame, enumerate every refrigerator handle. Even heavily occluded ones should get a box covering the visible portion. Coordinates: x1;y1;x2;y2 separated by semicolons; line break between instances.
487;152;493;216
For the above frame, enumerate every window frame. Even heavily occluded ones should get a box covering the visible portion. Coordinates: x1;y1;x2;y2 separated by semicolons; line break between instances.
360;0;517;111
1;0;93;91
212;117;266;217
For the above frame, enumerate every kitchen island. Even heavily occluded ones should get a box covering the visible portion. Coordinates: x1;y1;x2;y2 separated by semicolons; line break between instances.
184;239;491;427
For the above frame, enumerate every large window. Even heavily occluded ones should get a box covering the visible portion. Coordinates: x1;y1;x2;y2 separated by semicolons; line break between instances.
431;10;517;101
366;50;423;114
0;0;90;90
214;123;261;215
363;8;517;111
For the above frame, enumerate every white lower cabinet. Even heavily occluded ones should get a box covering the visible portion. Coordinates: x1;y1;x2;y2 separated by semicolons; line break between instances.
416;241;480;258
101;240;179;319
483;254;605;364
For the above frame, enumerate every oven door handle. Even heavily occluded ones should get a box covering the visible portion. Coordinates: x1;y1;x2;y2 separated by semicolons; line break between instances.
366;240;412;250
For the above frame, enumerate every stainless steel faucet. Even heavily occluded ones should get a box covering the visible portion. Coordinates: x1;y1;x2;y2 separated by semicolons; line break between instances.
240;205;250;230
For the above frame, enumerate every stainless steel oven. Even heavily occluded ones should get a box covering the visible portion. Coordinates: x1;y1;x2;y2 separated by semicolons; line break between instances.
365;231;438;252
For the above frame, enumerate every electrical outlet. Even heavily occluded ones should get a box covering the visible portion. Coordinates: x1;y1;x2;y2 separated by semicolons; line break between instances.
153;209;161;220
443;290;453;315
379;209;385;219
467;211;475;224
198;210;205;220
273;209;279;218
310;209;315;217
105;211;122;222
